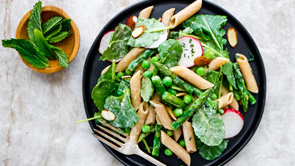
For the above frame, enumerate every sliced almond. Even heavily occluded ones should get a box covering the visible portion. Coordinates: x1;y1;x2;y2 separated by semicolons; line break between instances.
126;15;137;30
132;25;145;39
122;75;131;79
194;56;211;66
227;27;238;48
101;110;116;121
165;106;177;121
176;92;188;97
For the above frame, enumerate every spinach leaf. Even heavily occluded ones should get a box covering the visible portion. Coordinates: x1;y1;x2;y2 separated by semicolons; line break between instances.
98;63;115;82
34;29;56;59
2;39;49;68
27;1;42;43
118;79;130;94
158;39;183;68
51;46;69;68
141;77;154;102
104;89;139;128
48;31;72;43
128;18;166;47
204;70;220;84
42;16;63;35
199;139;229;160
223;62;237;89
192;108;225;146
100;24;132;61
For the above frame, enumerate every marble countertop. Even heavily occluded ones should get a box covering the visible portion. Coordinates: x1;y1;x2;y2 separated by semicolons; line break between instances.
1;0;294;165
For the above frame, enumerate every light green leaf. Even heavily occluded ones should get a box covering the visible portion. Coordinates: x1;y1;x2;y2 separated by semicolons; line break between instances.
34;29;55;59
27;1;42;43
199;139;229;160
42;16;63;35
44;24;62;40
118;79;130;94
158;39;183;68
141;77;154;102
48;31;72;43
50;46;69;68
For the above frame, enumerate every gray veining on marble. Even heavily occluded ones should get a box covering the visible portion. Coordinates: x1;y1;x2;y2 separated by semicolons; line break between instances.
0;0;294;165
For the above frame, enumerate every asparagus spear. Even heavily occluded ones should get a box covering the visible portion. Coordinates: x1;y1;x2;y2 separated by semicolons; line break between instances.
152;124;162;157
138;125;156;143
233;63;249;111
247;91;257;105
162;92;186;108
127;49;156;72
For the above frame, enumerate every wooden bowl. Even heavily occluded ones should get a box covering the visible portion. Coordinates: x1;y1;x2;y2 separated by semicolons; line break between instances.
16;6;80;73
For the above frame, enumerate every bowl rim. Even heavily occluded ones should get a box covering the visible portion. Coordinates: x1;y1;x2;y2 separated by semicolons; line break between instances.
15;5;80;73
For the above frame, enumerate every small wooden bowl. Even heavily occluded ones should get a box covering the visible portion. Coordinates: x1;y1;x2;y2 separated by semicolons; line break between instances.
16;6;80;73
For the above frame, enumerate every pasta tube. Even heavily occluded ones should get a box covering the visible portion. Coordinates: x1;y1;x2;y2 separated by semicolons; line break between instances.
221;86;239;110
130;71;142;110
182;121;197;153
173;127;182;141
130;102;149;143
162;8;175;27
145;104;156;125
116;48;146;72
138;6;154;19
236;53;259;93
161;131;191;165
208;57;229;71
170;0;202;28
215;92;234;109
152;93;161;102
149;100;173;130
170;66;214;90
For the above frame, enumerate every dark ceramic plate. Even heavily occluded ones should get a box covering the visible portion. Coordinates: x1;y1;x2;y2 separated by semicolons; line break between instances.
82;0;266;165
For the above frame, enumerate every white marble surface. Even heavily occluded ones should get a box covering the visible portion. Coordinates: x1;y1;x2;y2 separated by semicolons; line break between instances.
0;0;294;165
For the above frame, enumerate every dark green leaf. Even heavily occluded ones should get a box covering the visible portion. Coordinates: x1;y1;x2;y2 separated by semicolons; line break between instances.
158;39;183;68
61;19;71;31
27;1;42;43
48;31;72;43
42;16;63;34
98;63;115;82
141;77;154;102
199;139;229;160
223;62;237;89
204;70;220;84
2;39;49;68
44;24;62;40
34;29;55;59
50;46;69;68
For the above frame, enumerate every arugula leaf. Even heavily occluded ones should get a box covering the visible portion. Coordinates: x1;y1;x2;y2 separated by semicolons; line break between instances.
199;139;229;160
48;31;72;43
34;29;55;59
223;62;237;89
44;24;62;40
128;18;166;47
27;1;42;43
158;39;183;68
61;19;71;31
2;39;49;68
141;77;154;102
42;16;63;35
201;39;229;60
50;46;69;68
100;24;132;61
104;89;139;129
192;108;225;146
118;79;130;94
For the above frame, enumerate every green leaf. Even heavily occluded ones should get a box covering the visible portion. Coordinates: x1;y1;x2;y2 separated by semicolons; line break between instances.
50;46;69;68
118;79;130;94
100;24;132;61
44;24;62;41
199;139;229;160
61;19;71;31
91;79;118;111
34;29;56;59
223;62;237;89
201;39;229;60
48;31;72;43
27;1;42;43
192;108;225;146
98;63;115;82
104;89;139;129
2;39;49;68
42;16;63;35
128;18;166;47
204;70;220;85
158;39;183;68
141;77;154;102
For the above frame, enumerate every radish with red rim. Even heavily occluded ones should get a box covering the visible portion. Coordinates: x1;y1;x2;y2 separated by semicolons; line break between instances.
222;108;244;139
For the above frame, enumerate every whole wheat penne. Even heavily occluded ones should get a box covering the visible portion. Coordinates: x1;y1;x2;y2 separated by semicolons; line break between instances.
156;115;162;125
130;71;142;110
130;102;149;143
162;8;175;27
173;127;182;141
170;66;214;90
135;65;144;74
170;0;202;28
236;53;259;93
116;48;146;72
145;104;156;125
215;92;234;109
101;65;110;75
138;6;154;19
151;93;161;102
208;57;229;71
161;131;191;165
221;86;239;110
150;100;173;130
182;121;197;153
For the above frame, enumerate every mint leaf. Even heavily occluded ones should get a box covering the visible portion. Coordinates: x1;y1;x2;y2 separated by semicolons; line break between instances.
42;16;62;35
48;31;72;43
61;19;71;31
27;1;42;43
44;24;62;40
34;29;56;59
50;46;69;68
2;39;49;68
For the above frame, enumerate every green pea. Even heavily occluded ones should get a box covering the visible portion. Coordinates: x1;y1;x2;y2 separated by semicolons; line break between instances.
142;124;150;133
117;90;123;96
183;95;193;104
163;76;173;87
211;93;217;100
143;70;152;78
167;88;177;95
125;69;132;75
151;56;160;64
179;139;185;147
167;130;173;136
196;67;206;76
141;60;150;70
164;148;173;156
117;72;124;79
173;108;183;117
218;109;224;114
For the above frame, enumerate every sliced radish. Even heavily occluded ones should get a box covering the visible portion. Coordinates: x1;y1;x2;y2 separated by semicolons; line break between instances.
177;36;203;68
222;108;244;139
145;23;169;49
99;30;114;54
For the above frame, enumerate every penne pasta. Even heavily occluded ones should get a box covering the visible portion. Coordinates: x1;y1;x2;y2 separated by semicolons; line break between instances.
130;102;149;143
161;131;191;165
138;6;154;19
156;115;162;125
236;53;259;93
116;47;146;72
149;100;173;130
151;93;161;102
145;104;156;125
221;86;239;110
182;121;197;153
208;57;229;71
215;92;234;109
170;66;214;90
130;71;142;110
173;127;182;141
170;0;202;28
101;65;110;75
162;8;175;27
134;65;144;74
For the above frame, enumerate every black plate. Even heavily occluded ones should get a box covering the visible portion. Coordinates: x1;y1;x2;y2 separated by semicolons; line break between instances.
82;0;266;165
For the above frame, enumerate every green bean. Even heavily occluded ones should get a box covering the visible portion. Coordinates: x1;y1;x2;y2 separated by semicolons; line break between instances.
152;124;162;157
127;50;156;72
